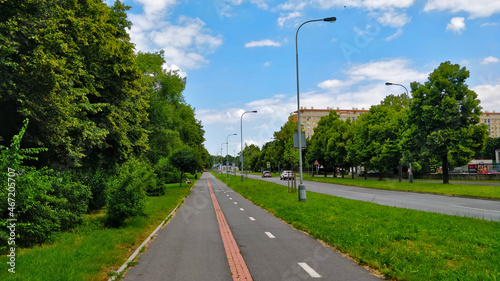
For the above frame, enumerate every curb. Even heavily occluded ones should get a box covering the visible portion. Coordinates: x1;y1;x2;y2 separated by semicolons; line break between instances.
108;194;188;281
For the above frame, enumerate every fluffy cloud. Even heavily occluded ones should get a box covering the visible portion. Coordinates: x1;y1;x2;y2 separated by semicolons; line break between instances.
482;56;500;65
245;39;281;47
127;4;222;71
277;12;301;27
376;10;411;28
424;0;500;18
446;17;466;34
472;84;500;111
385;28;404;41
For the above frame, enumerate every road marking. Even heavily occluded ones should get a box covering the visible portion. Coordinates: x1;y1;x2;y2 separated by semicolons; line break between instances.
249;217;255;221
449;205;500;213
240;208;244;211
298;262;321;278
234;202;238;205
265;232;275;238
230;197;232;200
207;178;253;280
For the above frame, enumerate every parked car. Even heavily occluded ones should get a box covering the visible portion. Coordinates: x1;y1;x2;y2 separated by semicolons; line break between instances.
262;170;271;178
280;170;293;180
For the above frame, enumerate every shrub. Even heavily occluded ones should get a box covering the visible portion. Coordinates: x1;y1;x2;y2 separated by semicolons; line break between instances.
105;159;152;227
80;169;112;211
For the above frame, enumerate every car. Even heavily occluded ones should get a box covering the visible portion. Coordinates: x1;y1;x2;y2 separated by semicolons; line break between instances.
280;170;293;180
262;170;271;178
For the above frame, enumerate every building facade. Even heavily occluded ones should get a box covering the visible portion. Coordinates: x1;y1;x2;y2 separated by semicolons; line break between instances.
291;108;500;139
481;111;500;138
291;107;369;139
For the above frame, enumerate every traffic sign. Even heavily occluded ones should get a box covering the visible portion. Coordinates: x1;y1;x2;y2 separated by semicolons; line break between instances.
314;160;320;166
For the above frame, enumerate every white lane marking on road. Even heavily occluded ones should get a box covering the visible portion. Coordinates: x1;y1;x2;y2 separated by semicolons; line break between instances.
240;208;244;211
234;202;238;205
298;262;321;278
265;232;275;238
449;205;500;213
249;217;255;221
230;197;232;200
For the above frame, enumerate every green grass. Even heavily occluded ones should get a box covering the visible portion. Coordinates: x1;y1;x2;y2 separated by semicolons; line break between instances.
214;173;500;281
0;182;192;281
303;175;500;200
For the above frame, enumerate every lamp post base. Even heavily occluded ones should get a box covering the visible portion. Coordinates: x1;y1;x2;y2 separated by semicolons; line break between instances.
408;173;413;183
298;184;307;202
241;174;244;182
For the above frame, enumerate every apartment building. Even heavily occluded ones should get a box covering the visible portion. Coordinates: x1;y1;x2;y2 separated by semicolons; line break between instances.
481;111;500;138
291;107;500;139
291;107;369;139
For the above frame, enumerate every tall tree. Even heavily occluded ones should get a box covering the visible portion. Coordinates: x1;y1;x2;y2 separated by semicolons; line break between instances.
407;61;488;183
0;0;148;168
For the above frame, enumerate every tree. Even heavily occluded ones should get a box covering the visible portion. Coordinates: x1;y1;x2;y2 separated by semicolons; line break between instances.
407;61;488;183
353;104;403;179
307;112;340;176
170;146;201;186
0;0;148;169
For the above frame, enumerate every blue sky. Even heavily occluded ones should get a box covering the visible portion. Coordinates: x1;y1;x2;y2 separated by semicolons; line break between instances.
110;0;500;156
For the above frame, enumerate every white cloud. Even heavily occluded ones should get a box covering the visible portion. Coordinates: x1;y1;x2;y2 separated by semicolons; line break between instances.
424;0;500;18
277;11;301;27
245;39;281;47
481;56;500;65
385;28;403;41
472;84;500;111
278;0;414;11
480;22;499;27
446;17;466;34
376;10;411;27
263;61;272;67
128;11;222;71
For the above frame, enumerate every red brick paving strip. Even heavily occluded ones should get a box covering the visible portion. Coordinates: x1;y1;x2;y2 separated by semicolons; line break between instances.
207;178;253;280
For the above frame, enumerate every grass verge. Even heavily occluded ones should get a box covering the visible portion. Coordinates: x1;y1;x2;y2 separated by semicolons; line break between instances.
214;172;500;281
303;175;500;200
0;182;192;281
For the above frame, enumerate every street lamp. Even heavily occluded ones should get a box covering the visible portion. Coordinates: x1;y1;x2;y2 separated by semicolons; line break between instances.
296;17;336;202
385;82;413;183
226;133;237;178
240;110;257;182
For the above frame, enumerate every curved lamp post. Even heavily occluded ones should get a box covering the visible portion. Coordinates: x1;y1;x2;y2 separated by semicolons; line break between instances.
226;133;237;177
241;110;257;182
385;82;413;183
296;17;336;202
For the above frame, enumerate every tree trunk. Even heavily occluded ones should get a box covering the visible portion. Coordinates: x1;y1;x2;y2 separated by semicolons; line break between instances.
352;165;355;179
180;170;184;187
341;165;345;178
442;155;449;184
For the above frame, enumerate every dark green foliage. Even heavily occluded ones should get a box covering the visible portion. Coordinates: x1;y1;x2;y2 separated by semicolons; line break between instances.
80;169;112;211
105;159;151;227
408;61;488;183
170;146;202;186
51;171;91;230
0;119;90;247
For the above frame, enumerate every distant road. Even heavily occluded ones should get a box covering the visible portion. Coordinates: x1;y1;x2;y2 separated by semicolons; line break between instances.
123;173;381;280
240;173;500;221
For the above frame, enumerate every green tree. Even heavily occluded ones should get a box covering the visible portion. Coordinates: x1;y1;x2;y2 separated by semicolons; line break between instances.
408;61;488;183
170;146;201;186
307;112;340;176
0;0;148;168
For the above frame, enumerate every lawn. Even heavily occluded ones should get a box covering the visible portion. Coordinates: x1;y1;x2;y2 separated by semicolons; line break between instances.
0;182;192;281
214;173;500;281
303;175;500;200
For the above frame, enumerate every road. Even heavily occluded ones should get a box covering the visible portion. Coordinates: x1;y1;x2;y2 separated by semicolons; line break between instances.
241;173;500;221
122;173;381;280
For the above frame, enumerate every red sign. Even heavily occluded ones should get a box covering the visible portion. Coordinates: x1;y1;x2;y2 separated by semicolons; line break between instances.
314;160;320;166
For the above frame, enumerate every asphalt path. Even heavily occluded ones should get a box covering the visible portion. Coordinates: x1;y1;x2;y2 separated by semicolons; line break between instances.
122;173;381;280
240;173;500;221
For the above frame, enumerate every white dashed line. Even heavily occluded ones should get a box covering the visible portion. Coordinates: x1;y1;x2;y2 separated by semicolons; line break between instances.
298;263;321;278
265;232;275;239
240;208;244;211
229;198;232;200
234;202;238;204
249;217;255;221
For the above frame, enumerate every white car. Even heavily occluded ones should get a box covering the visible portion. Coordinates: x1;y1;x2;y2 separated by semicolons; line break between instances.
280;170;293;180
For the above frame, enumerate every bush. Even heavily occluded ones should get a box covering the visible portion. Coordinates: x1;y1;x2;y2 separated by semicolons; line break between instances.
51;172;91;230
155;157;179;186
105;159;152;227
80;169;112;211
